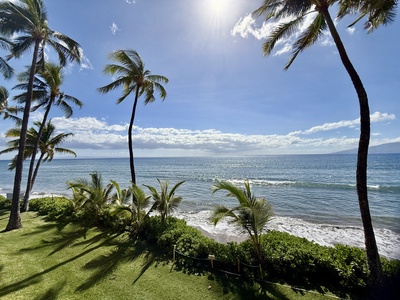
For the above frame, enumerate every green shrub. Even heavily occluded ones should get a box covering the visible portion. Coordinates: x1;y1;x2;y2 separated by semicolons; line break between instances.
29;196;74;221
0;195;11;209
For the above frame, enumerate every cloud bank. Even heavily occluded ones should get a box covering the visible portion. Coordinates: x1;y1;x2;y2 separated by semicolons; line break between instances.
37;111;397;157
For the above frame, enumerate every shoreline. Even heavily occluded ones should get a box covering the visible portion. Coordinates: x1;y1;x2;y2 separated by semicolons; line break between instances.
2;192;399;260
176;211;400;260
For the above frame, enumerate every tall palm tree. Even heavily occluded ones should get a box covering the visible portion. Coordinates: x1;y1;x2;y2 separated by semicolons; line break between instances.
252;0;397;285
0;120;76;194
66;173;114;224
144;179;185;223
14;63;83;211
210;180;273;265
98;50;168;184
0;0;82;231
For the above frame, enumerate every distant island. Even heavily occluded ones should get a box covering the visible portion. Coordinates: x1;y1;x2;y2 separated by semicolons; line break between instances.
334;142;400;154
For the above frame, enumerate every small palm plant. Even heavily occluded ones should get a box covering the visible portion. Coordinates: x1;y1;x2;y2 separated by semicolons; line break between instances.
67;173;114;224
111;182;153;235
144;179;185;223
211;180;273;265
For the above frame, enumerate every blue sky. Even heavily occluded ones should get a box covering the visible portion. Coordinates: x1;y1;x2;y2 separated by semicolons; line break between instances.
1;0;399;158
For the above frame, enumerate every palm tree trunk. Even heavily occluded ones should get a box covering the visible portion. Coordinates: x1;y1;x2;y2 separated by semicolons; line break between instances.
22;103;52;212
321;8;383;286
31;152;45;192
5;40;41;231
128;88;140;184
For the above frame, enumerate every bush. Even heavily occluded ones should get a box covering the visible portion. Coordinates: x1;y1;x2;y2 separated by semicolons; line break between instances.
29;196;74;221
0;195;11;209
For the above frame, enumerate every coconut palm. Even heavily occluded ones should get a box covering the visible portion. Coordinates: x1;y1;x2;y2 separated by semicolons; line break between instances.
0;86;9;114
252;0;397;285
0;37;14;79
0;0;82;231
66;173;114;224
98;50;168;184
211;180;273;265
0;120;76;193
0;86;22;124
144;179;185;223
111;182;153;235
13;63;83;211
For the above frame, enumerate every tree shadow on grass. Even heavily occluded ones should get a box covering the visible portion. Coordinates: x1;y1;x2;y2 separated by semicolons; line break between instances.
75;239;165;292
18;225;91;255
0;210;9;220
33;280;66;300
0;232;119;298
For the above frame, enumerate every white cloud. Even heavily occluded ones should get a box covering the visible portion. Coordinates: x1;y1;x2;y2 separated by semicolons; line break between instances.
347;27;356;35
110;22;120;35
291;112;396;135
43;112;398;156
231;9;335;56
1;113;397;158
125;0;136;3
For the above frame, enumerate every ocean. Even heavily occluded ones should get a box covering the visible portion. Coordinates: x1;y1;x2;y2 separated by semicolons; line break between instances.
1;154;399;259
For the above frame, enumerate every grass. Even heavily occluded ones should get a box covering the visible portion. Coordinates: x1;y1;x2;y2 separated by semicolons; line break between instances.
0;210;338;299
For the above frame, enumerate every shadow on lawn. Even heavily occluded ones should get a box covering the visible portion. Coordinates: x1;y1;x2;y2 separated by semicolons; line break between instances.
171;259;291;299
75;239;166;292
33;280;66;300
0;229;119;298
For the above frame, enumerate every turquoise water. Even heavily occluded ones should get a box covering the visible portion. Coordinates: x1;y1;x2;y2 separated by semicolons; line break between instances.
1;154;399;233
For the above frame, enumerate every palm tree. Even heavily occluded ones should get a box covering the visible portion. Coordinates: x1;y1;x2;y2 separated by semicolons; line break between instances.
0;120;76;194
98;50;168;184
0;37;14;79
144;179;185;223
0;0;82;231
0;86;9;114
14;63;83;211
210;180;273;265
66;173;114;224
111;182;153;235
252;0;397;285
0;86;22;124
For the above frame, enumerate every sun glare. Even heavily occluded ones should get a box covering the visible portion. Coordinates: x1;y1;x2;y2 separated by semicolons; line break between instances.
208;0;227;14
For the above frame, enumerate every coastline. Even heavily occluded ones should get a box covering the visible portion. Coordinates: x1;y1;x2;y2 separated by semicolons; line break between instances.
2;192;399;260
176;210;400;260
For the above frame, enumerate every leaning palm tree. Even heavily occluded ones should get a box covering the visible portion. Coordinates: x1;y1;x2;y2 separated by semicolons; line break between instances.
0;120;76;195
13;63;83;211
111;182;153;235
98;50;168;184
0;0;82;231
144;179;185;223
252;0;397;285
66;173;114;224
211;180;273;265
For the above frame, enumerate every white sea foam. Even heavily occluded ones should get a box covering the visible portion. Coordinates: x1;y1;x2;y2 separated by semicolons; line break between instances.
174;210;400;260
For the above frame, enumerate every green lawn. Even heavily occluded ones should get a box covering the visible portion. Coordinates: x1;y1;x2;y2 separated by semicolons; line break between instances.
0;210;337;299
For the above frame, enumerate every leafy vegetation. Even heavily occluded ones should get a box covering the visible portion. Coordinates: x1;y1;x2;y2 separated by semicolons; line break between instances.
22;191;400;299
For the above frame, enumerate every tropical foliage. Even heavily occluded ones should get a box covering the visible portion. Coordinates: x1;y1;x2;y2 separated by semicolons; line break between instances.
210;180;273;264
67;172;115;224
98;49;168;184
110;182;153;235
144;179;185;223
0;0;82;231
13;62;83;211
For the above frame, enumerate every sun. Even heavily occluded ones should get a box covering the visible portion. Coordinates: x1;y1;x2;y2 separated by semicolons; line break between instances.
207;0;228;14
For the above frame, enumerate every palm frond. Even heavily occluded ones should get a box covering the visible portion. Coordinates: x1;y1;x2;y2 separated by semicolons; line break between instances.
284;13;326;69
